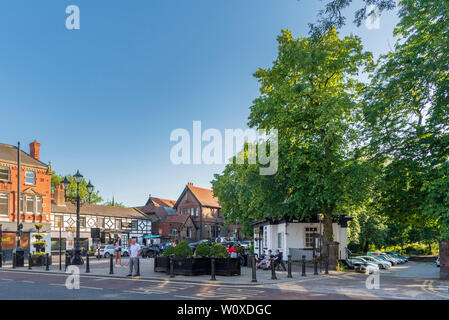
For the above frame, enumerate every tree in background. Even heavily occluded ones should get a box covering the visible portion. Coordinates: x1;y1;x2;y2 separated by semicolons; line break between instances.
51;171;102;204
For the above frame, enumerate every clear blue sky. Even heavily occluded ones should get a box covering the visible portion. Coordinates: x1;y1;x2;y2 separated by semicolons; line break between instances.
0;0;398;206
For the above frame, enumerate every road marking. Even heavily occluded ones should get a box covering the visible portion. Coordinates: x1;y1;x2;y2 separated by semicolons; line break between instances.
421;280;449;299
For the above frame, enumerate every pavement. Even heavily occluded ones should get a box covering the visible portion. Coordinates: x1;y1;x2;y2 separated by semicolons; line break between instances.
1;258;448;300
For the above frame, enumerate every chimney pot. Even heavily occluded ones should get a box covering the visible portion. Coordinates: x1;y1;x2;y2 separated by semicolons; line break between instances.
29;140;41;161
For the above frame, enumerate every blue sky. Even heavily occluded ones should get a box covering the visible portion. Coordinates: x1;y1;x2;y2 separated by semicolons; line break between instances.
0;0;399;206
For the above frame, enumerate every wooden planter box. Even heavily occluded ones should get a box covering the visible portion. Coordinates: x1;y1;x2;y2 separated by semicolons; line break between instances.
154;256;170;273
215;258;241;276
173;257;210;276
31;255;52;267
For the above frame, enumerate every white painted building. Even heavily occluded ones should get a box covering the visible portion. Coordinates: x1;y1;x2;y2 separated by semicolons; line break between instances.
50;184;151;251
252;215;352;261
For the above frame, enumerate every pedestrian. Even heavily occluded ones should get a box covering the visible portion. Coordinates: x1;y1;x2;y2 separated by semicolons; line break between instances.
114;237;122;267
228;244;238;258
127;238;141;277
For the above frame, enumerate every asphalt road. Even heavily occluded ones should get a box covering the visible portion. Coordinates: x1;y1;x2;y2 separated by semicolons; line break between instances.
0;269;376;300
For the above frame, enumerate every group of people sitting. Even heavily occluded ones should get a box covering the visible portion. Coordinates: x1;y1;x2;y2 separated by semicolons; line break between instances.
255;249;286;270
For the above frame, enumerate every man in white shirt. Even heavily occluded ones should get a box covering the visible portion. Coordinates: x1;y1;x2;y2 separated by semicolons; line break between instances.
127;238;141;277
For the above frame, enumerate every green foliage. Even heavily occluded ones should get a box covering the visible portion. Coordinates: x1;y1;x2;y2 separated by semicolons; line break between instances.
162;246;175;256
51;171;103;204
209;243;228;258
32;252;46;257
34;223;44;230
237;246;244;255
194;242;210;257
173;241;193;258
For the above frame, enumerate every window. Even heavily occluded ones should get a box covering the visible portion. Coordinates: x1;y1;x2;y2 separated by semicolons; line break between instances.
0;167;10;181
131;220;138;229
277;232;283;248
186;227;192;238
0;193;8;216
79;217;86;228
263;227;267;247
25;171;35;185
115;219;122;229
171;228;177;236
54;215;64;228
36;197;42;214
26;196;35;214
305;227;318;248
98;217;105;228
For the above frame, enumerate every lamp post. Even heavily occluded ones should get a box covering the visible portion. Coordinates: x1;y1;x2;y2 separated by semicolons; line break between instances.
61;170;94;265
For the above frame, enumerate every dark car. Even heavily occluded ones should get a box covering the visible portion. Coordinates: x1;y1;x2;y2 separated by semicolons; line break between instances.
188;240;213;252
142;244;161;258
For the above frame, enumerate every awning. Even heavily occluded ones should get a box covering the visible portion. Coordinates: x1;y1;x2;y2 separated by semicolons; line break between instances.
143;235;160;239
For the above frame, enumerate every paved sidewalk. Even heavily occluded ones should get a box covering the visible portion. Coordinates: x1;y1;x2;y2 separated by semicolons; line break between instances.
1;257;332;285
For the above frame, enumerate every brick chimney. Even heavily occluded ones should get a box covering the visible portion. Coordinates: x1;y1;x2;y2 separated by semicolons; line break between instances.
29;140;40;160
54;183;66;206
187;182;193;186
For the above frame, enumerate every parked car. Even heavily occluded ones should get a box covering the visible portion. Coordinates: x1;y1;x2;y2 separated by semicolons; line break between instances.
188;240;213;252
95;245;114;258
160;242;174;251
240;240;252;250
359;256;391;269
143;244;161;258
385;252;409;262
436;256;440;267
348;257;379;274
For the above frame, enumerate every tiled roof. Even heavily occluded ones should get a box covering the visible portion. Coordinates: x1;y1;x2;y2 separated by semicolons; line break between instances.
52;201;146;219
164;215;190;224
137;196;177;220
187;185;220;208
0;143;48;169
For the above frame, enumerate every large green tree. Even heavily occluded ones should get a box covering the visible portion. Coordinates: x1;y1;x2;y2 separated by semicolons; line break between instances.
51;171;103;204
213;28;375;263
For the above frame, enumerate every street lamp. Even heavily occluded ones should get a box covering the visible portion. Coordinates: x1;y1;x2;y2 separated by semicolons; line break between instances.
61;171;94;265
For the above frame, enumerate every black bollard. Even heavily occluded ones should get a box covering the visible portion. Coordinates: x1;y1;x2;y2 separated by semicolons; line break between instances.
12;252;16;269
314;256;318;275
210;256;216;281
302;255;306;277
109;254;114;274
136;257;140;276
287;255;292;278
0;251;2;268
169;255;175;278
45;253;50;271
325;255;329;275
270;256;277;280
85;253;90;273
28;254;32;270
251;254;257;283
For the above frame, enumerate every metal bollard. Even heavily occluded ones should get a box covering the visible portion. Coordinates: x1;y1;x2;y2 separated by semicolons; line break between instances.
46;253;50;271
325;255;329;275
270;256;277;280
169;255;175;278
28;254;32;270
251;254;257;283
12;252;16;269
85;253;90;273
314;256;318;275
210;256;216;281
0;251;3;268
287;255;292;278
109;254;114;274
302;255;306;277
136;257;140;276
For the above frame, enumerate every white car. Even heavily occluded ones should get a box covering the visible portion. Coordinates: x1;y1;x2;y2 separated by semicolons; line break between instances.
359;256;391;269
349;257;380;274
95;245;129;258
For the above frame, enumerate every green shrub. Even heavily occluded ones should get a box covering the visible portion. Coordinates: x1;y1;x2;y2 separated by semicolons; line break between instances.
195;242;210;257
162;245;175;256
174;241;193;258
237;246;244;255
210;243;228;258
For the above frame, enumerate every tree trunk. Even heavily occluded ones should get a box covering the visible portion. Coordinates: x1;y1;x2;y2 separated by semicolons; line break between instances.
323;210;335;268
439;241;449;280
364;241;369;253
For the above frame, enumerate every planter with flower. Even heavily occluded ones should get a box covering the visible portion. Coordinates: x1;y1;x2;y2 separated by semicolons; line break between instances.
211;243;241;276
31;223;51;266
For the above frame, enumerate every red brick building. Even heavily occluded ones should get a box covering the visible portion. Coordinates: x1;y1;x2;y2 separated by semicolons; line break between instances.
0;141;52;254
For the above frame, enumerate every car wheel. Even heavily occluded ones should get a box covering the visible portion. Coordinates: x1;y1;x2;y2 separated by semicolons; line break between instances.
123;252;128;257
104;252;110;258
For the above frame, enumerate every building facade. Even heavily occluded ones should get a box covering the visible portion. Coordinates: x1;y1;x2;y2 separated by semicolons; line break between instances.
251;214;353;261
0;141;51;258
51;184;151;251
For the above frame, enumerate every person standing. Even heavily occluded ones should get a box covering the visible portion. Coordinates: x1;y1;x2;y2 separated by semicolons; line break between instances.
127;238;141;277
114;237;122;267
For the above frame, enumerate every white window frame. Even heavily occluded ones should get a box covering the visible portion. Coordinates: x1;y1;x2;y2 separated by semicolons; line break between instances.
36;197;42;214
0;167;10;181
25;171;35;185
0;193;9;216
305;227;318;248
277;232;283;249
26;195;35;214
